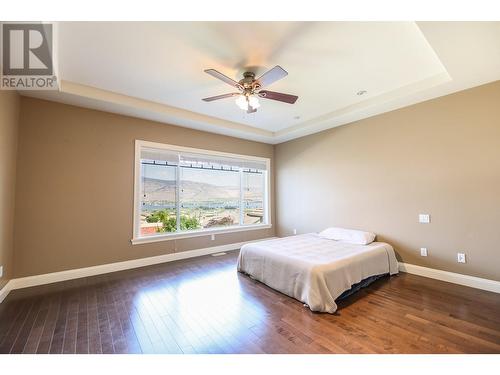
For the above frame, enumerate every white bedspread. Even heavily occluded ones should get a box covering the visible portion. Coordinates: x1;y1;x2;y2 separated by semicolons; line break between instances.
237;234;399;313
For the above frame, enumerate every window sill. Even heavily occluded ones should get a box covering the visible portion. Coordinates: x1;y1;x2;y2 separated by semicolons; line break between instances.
131;223;272;245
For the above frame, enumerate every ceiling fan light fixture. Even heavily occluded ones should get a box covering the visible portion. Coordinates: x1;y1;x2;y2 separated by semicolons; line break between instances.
248;95;260;109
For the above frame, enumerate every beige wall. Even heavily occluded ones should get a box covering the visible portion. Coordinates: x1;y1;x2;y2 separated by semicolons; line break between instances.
0;91;20;289
275;81;500;281
14;97;275;278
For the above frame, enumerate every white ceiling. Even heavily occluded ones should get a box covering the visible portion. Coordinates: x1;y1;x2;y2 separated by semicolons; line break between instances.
23;22;500;144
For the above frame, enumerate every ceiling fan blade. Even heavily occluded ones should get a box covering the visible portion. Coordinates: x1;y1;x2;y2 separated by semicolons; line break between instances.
256;65;288;87
202;93;240;102
258;90;298;104
204;69;242;89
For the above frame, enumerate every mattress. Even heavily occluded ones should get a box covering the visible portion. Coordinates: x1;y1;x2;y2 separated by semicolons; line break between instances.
237;233;399;313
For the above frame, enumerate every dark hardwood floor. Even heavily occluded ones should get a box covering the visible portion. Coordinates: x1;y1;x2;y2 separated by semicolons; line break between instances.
1;250;499;354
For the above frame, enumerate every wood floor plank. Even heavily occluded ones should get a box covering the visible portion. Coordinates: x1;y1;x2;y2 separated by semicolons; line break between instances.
22;297;51;353
36;293;62;354
10;298;42;353
95;283;114;354
75;286;89;354
62;292;79;354
87;285;102;354
48;291;69;354
0;299;26;345
0;299;35;353
1;250;499;354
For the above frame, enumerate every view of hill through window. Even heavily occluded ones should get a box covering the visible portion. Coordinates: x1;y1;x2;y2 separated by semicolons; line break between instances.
140;162;265;236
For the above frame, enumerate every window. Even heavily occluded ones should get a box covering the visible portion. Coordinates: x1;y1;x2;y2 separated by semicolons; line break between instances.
133;140;270;243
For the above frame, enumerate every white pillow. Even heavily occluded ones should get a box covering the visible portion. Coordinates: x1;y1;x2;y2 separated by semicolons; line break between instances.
318;227;376;245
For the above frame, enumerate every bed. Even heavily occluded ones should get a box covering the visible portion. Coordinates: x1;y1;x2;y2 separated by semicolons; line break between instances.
237;233;399;313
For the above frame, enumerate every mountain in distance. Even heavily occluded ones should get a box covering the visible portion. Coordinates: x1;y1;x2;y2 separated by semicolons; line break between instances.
142;177;260;202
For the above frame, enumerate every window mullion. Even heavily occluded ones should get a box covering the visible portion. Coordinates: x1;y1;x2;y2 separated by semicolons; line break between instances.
176;164;181;232
239;169;244;226
263;171;268;225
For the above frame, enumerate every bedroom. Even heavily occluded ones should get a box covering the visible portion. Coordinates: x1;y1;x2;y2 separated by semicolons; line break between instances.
1;1;499;373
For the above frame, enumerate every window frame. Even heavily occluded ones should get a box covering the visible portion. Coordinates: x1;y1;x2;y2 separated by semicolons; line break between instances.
132;140;272;245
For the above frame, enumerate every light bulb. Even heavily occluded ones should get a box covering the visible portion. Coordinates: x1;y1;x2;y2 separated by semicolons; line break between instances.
248;95;260;109
235;95;248;110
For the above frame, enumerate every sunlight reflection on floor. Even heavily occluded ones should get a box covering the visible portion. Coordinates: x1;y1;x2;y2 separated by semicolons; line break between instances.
131;263;267;353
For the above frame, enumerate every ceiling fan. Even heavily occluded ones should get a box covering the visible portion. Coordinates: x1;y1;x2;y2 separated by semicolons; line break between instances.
202;65;298;113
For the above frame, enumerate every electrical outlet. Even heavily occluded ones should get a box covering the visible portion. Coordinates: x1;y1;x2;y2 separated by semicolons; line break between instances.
419;214;430;223
211;234;215;241
457;253;466;263
420;248;428;257
293;229;297;235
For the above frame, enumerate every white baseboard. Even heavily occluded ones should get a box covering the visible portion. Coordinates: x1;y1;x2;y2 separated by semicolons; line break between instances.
0;237;275;304
0;281;13;304
399;262;500;294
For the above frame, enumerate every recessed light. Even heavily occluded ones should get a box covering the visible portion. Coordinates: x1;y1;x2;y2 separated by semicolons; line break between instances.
357;90;367;96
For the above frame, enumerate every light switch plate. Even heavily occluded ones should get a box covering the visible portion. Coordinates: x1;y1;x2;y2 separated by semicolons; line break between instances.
293;229;297;235
420;248;428;257
419;214;430;223
0;265;3;278
457;253;466;263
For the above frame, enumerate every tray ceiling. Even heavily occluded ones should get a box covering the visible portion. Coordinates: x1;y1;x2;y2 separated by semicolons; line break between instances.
23;21;500;143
